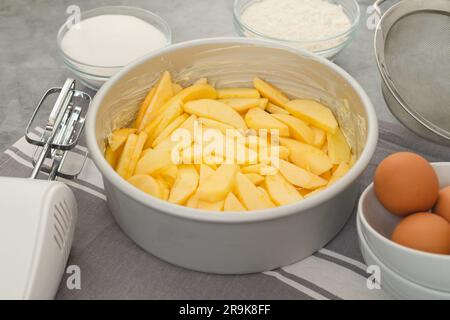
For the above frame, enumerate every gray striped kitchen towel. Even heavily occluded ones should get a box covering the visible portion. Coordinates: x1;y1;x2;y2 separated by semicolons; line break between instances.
1;121;448;300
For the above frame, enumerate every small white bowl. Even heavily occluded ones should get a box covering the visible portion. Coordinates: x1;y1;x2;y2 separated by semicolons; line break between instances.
358;162;450;292
357;217;450;299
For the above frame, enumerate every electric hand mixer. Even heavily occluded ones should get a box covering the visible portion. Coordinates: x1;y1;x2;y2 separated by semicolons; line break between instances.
0;79;91;299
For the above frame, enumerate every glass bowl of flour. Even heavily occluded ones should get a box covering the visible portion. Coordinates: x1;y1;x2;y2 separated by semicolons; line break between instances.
57;6;172;90
234;0;360;60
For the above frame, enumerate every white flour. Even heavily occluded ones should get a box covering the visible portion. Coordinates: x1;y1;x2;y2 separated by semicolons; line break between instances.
241;0;352;51
61;15;168;67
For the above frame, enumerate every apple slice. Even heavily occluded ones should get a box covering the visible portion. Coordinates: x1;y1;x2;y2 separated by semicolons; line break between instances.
176;84;217;101
143;84;217;128
266;102;289;115
244;173;264;185
138;71;174;131
185;164;215;208
223;192;246;211
116;134;138;179
158;165;178;187
235;173;275;210
272;145;290;160
328;162;350;186
186;193;199;208
278;159;327;190
258;98;269;110
154;114;198;151
245;108;289;136
105;144;123;169
285;99;338;134
168;165;199;204
134;87;156;128
241;163;278;175
184;99;247;130
128;175;162;199
264;173;303;206
201;155;221;169
280;138;332;176
135;147;174;175
278;159;311;187
152;113;189;148
327;128;351;164
253;77;289;107
198;117;235;135
307;175;329;190
140;148;151;159
311;126;326;148
207;132;258;165
128;132;148;176
217;88;260;99
108;128;137;152
257;186;275;206
199;164;215;185
321;170;332;180
108;135;126;152
255;142;290;162
197;164;238;202
219;98;261;113
155;177;170;200
145;99;183;145
271;113;314;144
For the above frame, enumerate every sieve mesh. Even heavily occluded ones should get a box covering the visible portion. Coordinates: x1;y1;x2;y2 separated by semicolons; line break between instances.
384;10;450;134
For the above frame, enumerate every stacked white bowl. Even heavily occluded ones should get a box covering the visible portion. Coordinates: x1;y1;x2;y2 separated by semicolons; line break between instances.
357;163;450;299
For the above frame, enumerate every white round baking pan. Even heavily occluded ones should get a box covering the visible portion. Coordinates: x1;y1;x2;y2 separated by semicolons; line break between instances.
86;38;378;274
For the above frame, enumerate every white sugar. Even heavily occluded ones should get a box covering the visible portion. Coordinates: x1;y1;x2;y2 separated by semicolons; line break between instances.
61;14;168;67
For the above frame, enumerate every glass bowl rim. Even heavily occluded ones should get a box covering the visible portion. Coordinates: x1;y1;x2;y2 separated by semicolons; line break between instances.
62;59;111;79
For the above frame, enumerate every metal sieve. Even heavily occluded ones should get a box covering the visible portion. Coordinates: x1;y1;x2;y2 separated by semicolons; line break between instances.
374;0;450;145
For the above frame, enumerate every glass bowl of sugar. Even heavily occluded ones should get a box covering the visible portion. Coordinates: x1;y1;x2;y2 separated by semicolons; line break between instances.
234;0;360;60
57;6;172;89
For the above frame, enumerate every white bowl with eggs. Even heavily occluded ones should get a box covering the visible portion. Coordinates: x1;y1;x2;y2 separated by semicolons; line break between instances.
85;38;378;274
358;162;450;293
357;216;450;299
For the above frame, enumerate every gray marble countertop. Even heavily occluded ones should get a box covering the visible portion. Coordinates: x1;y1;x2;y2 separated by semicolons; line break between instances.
0;0;397;153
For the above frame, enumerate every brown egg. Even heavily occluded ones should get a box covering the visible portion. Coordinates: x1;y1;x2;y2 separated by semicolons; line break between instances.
434;186;450;223
391;212;450;254
374;152;439;216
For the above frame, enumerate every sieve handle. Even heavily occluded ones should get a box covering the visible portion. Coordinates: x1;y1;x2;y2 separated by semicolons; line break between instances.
373;0;387;17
